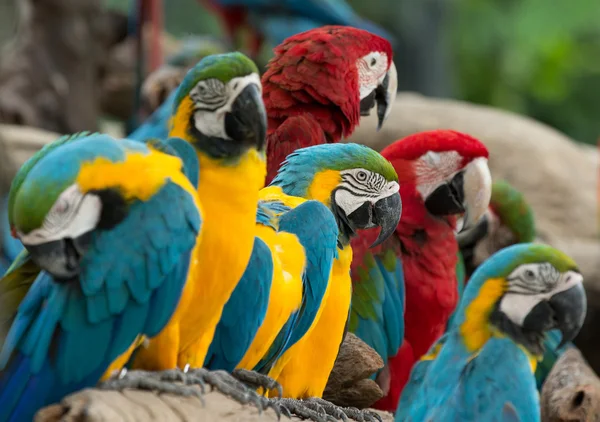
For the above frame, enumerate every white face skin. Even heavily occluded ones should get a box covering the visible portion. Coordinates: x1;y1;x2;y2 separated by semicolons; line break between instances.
414;151;492;227
18;184;102;246
357;52;390;100
334;168;399;216
190;72;262;140
499;264;583;325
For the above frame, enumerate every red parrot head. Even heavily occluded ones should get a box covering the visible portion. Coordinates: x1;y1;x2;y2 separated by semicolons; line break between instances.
382;130;492;231
262;25;397;142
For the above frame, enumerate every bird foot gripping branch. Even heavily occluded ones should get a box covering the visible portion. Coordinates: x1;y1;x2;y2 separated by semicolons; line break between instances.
269;397;383;422
98;367;282;414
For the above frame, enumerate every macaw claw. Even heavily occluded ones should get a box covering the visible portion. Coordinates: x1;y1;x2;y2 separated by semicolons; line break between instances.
270;397;383;422
232;368;284;397
97;368;281;416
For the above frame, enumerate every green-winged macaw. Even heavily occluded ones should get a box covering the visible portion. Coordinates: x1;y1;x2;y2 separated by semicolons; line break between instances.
349;130;492;412
396;243;587;422
234;143;401;421
454;180;574;391
0;132;202;422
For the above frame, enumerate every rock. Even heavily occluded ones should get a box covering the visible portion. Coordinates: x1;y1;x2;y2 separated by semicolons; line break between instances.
35;388;394;422
541;348;600;422
323;332;385;409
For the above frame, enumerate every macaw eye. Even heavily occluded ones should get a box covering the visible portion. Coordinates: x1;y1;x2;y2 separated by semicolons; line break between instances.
192;78;226;106
523;269;536;281
55;199;70;214
370;58;377;67
356;171;368;181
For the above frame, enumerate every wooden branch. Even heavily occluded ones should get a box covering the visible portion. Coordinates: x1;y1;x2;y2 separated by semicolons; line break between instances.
35;389;394;422
324;332;384;408
541;348;600;422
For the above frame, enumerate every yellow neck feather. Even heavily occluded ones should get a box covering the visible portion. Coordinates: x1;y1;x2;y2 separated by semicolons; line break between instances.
307;170;342;205
459;277;507;352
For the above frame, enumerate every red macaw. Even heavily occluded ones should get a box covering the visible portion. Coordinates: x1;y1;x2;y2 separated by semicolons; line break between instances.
262;25;398;185
349;130;493;412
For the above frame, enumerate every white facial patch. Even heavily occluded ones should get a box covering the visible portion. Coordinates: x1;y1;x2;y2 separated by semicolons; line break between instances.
334;168;399;215
357;52;389;100
414;150;463;199
499;265;583;326
191;72;262;140
18;184;102;246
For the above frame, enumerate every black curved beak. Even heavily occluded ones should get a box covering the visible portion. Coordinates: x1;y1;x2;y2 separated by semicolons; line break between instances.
347;192;402;248
371;192;402;247
224;83;267;151
456;213;489;249
523;280;587;348
24;233;93;280
425;171;466;218
359;62;398;131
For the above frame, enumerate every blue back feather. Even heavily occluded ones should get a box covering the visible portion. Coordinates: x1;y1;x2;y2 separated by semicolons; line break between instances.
205;236;274;371
0;136;201;422
253;200;338;373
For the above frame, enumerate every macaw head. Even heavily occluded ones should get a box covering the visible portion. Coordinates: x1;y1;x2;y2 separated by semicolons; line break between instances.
9;133;187;279
270;143;401;248
263;25;397;141
457;243;586;356
382;130;492;232
169;52;267;161
458;180;536;277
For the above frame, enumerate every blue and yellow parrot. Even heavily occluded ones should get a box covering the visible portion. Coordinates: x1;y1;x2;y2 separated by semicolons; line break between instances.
454;180;575;390
0;132;202;422
219;143;401;422
395;243;587;422
103;52;271;404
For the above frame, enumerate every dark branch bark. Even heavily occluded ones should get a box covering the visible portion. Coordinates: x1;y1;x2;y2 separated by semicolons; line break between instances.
0;0;127;133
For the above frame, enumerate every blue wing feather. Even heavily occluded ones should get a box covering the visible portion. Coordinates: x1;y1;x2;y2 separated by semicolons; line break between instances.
0;181;201;422
205;237;274;371
253;200;338;373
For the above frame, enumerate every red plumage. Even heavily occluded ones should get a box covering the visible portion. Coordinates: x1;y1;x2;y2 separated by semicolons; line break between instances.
263;26;393;184
351;130;489;412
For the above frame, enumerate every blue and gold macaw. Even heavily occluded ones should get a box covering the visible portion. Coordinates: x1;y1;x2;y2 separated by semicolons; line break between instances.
454;180;575;390
100;53;271;406
217;143;401;422
0;132;202;422
396;243;587;422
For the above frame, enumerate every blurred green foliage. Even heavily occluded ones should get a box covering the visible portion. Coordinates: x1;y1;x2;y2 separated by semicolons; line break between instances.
450;0;600;145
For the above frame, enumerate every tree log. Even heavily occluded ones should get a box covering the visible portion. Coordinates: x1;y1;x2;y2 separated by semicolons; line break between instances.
541;348;600;422
0;0;127;133
35;389;394;422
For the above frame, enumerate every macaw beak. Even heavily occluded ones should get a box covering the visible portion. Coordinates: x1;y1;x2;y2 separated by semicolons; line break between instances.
347;192;402;248
425;157;492;231
23;233;93;280
225;82;267;151
456;211;490;249
375;61;398;131
522;273;587;348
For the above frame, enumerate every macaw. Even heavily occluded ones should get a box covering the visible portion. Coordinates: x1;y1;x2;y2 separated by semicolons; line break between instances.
197;0;396;60
349;130;493;412
454;180;573;390
127;26;398;186
232;142;401;422
395;243;587;422
103;52;272;405
263;25;397;184
0;132;202;422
